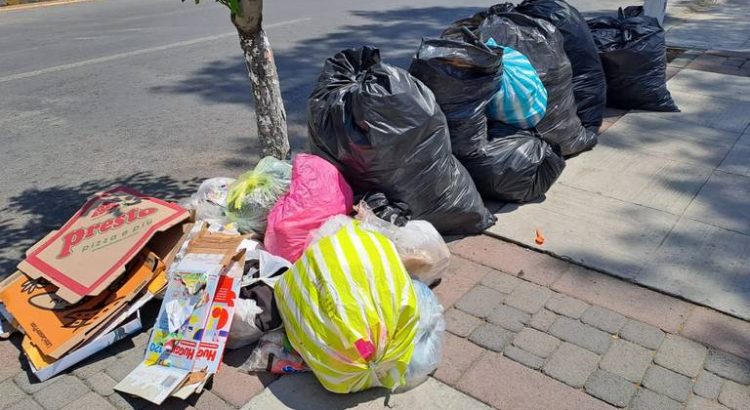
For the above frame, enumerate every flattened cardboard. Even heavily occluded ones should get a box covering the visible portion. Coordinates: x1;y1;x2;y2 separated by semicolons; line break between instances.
18;187;188;304
0;252;162;358
24;312;142;382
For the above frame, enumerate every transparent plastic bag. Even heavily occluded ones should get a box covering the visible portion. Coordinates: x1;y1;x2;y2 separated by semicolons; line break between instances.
180;178;235;225
241;330;310;374
356;202;449;286
405;280;445;388
226;298;264;350
226;157;292;235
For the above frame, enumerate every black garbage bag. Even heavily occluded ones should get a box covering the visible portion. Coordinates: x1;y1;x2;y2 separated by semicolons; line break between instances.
465;122;566;203
307;46;495;235
408;33;503;159
462;7;597;156
408;33;563;203
516;0;606;130
587;7;678;111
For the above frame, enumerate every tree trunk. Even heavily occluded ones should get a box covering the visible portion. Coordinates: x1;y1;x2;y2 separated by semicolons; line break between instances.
233;0;289;160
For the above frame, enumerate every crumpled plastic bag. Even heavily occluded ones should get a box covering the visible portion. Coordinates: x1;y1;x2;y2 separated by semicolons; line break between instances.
264;154;353;263
240;329;310;374
485;40;548;129
404;280;445;389
180;178;235;225
227;249;291;350
274;220;418;393
356;203;449;287
226;157;292;234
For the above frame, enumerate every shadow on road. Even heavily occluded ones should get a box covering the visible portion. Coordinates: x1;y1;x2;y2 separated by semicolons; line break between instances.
0;172;202;279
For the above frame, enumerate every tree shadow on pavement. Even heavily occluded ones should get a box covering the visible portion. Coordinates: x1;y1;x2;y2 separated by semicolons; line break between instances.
149;6;483;151
0;173;202;279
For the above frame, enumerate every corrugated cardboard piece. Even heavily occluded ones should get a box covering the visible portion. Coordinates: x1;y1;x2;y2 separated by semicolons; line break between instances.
18;187;188;304
0;251;164;358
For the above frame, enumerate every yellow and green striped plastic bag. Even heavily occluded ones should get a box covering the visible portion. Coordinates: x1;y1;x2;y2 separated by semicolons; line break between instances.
274;220;418;393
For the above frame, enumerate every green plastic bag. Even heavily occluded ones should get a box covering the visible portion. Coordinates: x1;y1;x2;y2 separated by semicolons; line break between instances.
226;157;292;234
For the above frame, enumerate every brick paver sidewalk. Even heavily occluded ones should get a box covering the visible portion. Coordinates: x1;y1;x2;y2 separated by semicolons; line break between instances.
2;234;750;410
434;235;750;410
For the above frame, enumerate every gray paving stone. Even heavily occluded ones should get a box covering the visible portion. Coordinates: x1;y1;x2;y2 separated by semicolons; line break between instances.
486;304;531;332
642;365;693;402
585;369;637;408
511;328;560;358
619;320;665;350
557;143;712;216
719;129;750;177
104;349;143;382
686;396;731;410
545;293;589;319
444;308;482;338
85;371;117;397
529;309;558;332
600;339;654;383
694;370;725;400
684;170;750;236
719;380;750;410
0;379;28;409
635;218;750;321
504;281;553;314
71;354;117;380
705;349;750;385
60;392;116;410
487;184;679;280
549;316;613;354
468;323;514;353
543;342;600;388
13;371;60;394
654;334;708;377
581;306;627;334
455;286;505;319
503;345;544;370
641;90;750;133
628;388;683;410
5;398;45;410
107;393;150;410
32;375;90;410
480;271;522;294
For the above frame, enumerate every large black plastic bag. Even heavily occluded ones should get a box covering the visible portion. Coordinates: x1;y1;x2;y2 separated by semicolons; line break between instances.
516;0;606;130
407;36;502;159
472;9;597;156
307;46;495;235
408;34;564;203
587;7;678;111
466;123;566;202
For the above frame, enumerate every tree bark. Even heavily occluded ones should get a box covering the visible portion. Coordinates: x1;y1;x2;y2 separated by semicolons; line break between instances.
233;0;289;160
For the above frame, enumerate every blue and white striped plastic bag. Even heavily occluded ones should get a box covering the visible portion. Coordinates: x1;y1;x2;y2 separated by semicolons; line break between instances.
486;38;548;129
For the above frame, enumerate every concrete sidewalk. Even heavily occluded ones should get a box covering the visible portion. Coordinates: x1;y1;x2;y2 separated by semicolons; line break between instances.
487;1;750;320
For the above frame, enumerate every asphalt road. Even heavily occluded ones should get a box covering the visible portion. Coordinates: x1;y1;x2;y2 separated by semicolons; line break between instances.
0;0;624;275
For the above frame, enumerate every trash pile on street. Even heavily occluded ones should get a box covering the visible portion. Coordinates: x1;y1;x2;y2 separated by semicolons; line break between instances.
0;0;678;403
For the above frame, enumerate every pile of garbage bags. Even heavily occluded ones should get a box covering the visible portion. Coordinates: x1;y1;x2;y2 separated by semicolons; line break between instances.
0;1;683;402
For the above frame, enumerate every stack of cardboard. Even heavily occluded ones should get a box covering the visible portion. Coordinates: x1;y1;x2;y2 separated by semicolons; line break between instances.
0;187;191;381
114;228;245;404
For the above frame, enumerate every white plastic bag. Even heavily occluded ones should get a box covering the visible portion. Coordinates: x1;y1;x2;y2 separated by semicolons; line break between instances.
180;178;235;225
405;280;445;388
356;203;450;286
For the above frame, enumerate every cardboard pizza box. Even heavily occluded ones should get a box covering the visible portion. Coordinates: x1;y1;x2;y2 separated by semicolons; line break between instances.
17;187;188;304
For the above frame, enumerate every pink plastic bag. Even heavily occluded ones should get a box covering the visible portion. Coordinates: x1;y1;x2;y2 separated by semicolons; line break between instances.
264;154;353;262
